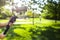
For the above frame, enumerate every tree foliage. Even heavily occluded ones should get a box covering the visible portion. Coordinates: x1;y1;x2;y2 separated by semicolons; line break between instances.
0;7;12;19
0;0;6;7
42;0;60;20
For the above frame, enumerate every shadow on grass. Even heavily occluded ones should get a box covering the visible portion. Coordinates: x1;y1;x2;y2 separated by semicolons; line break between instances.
4;24;60;40
40;27;60;40
30;26;60;40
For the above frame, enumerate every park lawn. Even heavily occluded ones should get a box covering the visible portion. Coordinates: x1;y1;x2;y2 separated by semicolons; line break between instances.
0;19;9;23
0;18;60;29
0;18;60;25
0;18;60;40
0;18;33;23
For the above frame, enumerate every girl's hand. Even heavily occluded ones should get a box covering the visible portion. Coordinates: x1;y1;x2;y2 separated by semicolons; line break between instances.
0;33;5;39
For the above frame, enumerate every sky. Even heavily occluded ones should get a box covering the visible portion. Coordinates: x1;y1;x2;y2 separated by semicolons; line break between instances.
4;0;48;14
5;0;59;14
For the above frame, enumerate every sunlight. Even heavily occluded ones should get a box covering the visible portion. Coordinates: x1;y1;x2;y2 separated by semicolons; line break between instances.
14;0;20;3
4;0;43;14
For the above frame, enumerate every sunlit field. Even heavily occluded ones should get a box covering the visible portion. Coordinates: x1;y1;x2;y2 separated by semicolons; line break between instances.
0;18;60;40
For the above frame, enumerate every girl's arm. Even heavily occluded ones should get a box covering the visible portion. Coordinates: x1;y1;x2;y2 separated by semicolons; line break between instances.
0;23;7;28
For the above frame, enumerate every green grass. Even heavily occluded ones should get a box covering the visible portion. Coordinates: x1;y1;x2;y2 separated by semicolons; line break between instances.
0;18;60;40
0;18;60;26
5;23;60;40
0;19;8;23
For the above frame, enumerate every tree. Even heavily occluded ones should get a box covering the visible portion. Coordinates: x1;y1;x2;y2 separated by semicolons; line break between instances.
0;0;7;19
0;0;6;7
42;0;60;23
26;10;33;17
29;0;46;25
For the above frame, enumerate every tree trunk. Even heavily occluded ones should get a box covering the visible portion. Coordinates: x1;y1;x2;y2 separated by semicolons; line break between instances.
33;13;34;25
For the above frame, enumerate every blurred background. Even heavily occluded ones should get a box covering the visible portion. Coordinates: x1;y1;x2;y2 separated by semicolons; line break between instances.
0;0;60;40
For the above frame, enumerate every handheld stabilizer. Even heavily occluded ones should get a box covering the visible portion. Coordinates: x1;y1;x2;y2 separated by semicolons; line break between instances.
3;16;17;35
